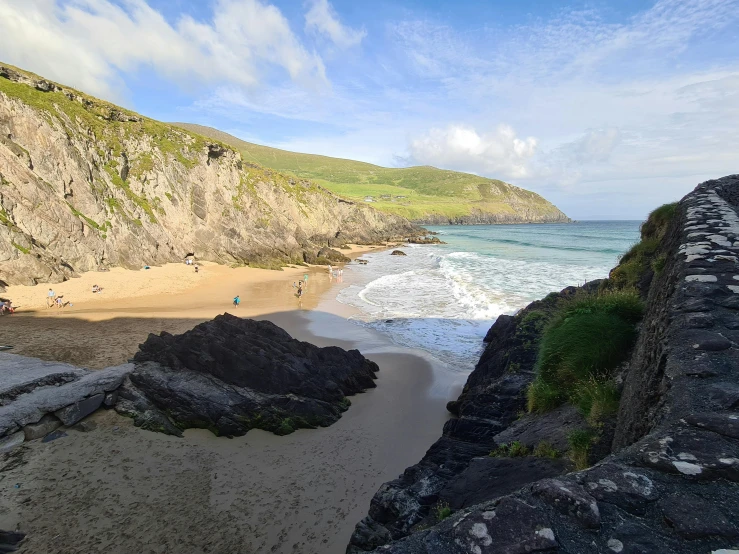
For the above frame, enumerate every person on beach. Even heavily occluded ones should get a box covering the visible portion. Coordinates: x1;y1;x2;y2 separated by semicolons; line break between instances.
47;288;55;308
297;282;304;298
55;296;63;308
303;273;309;287
195;264;199;273
233;295;240;307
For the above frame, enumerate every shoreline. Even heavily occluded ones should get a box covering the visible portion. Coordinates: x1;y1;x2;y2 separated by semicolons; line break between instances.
0;244;459;554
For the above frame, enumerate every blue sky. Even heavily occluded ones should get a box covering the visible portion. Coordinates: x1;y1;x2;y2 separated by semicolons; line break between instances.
1;0;738;219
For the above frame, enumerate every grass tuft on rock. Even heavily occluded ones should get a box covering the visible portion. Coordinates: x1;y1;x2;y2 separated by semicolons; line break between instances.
533;441;560;459
567;429;597;470
489;440;530;458
527;290;643;417
432;501;452;522
609;202;677;289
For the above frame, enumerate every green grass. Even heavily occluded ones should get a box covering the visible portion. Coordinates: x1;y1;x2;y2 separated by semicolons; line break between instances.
432;501;452;522
174;123;567;223
567;429;597;470
11;241;29;254
489;440;531;458
533;442;560;459
527;290;643;416
609;202;677;289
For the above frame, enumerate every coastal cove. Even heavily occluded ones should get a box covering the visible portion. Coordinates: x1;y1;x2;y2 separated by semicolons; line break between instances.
0;222;640;553
0;248;455;553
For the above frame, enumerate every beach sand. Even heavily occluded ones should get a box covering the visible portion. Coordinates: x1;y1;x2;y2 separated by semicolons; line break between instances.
0;249;457;554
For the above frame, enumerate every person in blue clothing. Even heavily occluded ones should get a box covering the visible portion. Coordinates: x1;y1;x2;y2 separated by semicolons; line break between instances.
233;295;240;307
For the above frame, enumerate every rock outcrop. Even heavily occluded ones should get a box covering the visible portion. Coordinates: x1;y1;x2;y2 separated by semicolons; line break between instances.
0;352;132;446
116;313;379;437
349;175;739;553
0;64;423;286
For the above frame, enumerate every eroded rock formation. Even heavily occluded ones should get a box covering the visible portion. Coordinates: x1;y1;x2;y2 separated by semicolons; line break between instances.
116;314;379;436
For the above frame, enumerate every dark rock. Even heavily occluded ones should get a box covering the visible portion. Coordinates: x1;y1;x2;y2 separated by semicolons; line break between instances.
54;393;104;426
0;529;25;552
531;478;600;529
493;404;586;452
103;390;119;407
34;79;57;92
683;312;714;328
207;143;228;160
439;456;567;511
22;414;61;441
684;412;739;439
579;463;660;516
658;492;739;539
390;250;407;256
118;314;378;437
317;247;350;263
41;430;67;443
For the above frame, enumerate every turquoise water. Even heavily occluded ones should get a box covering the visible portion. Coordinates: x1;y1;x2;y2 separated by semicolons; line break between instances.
338;222;641;370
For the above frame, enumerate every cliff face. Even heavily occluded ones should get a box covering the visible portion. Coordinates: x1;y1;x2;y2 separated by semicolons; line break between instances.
0;64;421;286
349;175;739;553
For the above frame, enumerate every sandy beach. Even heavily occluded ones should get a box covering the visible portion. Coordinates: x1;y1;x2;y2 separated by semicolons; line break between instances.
0;249;457;554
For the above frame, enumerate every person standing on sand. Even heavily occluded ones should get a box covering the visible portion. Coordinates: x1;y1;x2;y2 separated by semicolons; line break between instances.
47;288;55;308
233;295;240;307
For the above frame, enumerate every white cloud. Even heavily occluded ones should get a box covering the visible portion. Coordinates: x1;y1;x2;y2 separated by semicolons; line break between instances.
0;0;327;101
304;0;366;49
409;124;538;179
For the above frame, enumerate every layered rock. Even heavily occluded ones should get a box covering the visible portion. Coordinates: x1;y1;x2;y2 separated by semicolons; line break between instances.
349;175;739;553
116;313;379;436
0;64;422;286
0;352;132;444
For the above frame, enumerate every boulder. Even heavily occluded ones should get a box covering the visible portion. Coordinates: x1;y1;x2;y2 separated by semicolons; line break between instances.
0;431;24;454
317;247;350;263
390;250;407;256
22;414;61;440
54;393;104;426
116;314;379;437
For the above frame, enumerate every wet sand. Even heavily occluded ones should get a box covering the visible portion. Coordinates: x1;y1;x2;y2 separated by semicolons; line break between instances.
0;250;457;554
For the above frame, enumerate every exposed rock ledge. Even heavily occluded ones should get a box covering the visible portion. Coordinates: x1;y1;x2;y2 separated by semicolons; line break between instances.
348;175;739;553
115;313;379;436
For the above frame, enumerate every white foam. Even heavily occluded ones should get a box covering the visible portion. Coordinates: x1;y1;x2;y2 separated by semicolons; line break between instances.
338;224;638;371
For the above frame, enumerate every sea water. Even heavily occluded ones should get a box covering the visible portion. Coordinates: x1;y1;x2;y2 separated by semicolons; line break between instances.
337;221;640;371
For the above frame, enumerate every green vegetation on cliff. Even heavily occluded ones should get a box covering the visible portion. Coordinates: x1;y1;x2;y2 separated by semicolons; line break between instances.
525;202;679;466
527;290;644;418
174;123;569;224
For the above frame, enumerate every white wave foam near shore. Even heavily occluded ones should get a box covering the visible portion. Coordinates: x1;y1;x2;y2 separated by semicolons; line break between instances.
338;223;640;371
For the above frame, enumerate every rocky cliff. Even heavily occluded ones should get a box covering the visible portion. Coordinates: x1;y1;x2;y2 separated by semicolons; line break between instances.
0;64;423;287
349;175;739;553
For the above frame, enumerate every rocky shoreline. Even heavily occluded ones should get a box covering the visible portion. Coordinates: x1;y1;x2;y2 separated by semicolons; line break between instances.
348;175;739;553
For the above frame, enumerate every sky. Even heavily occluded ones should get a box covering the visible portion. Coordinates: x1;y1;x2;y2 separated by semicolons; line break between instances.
1;0;738;219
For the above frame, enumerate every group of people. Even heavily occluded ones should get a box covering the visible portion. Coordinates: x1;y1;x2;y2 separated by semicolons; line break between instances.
185;258;199;273
327;264;344;282
0;299;15;315
46;288;70;309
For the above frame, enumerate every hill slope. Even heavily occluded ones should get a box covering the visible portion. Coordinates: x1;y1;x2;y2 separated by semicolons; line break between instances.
174;124;570;225
0;64;421;287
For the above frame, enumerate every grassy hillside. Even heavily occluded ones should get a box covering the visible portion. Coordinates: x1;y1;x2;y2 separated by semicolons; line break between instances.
174;124;569;224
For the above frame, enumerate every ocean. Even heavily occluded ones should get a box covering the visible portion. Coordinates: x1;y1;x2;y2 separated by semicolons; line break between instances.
337;221;641;371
